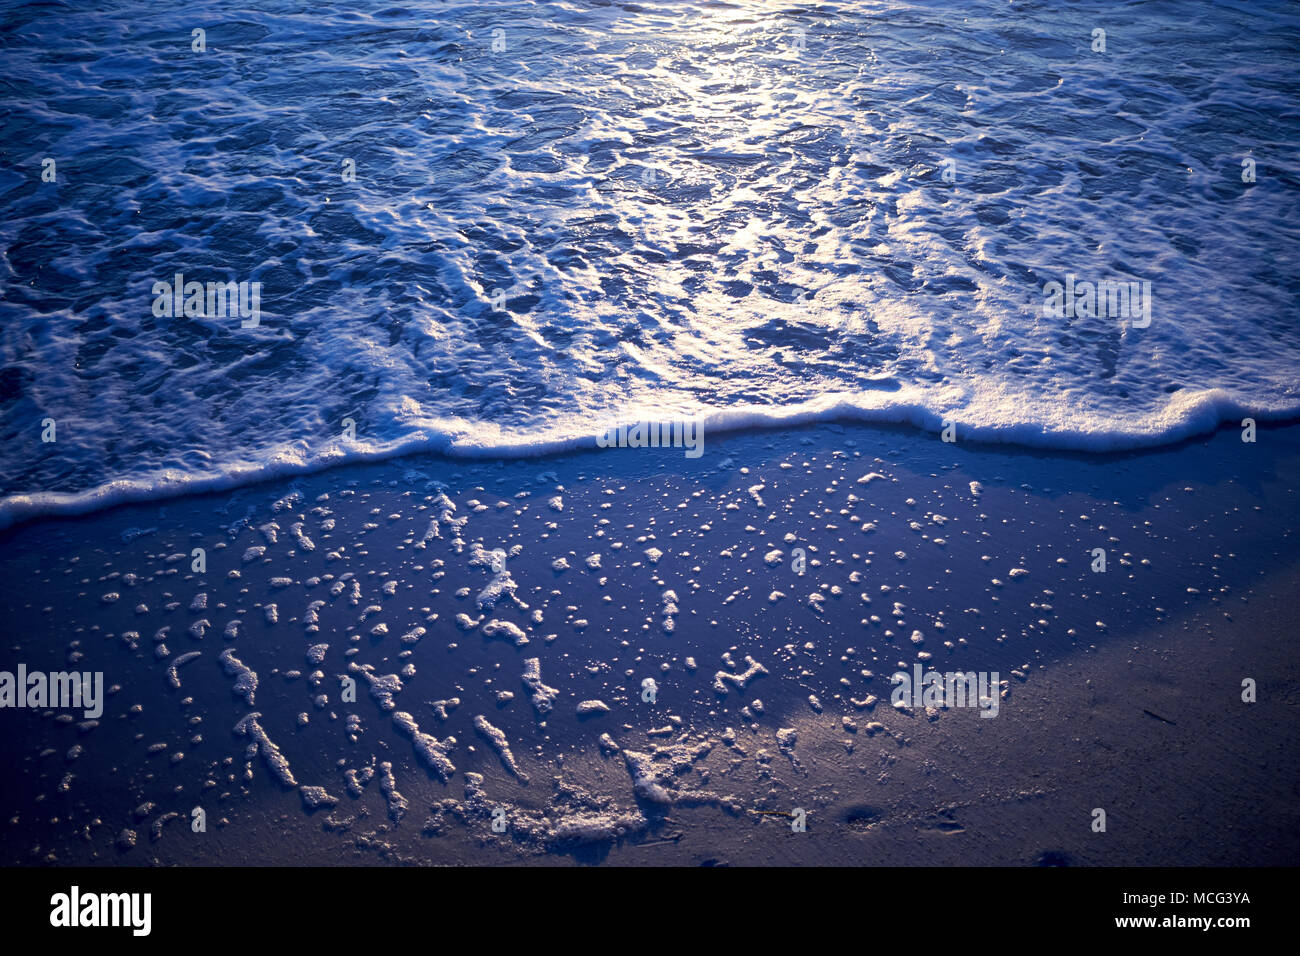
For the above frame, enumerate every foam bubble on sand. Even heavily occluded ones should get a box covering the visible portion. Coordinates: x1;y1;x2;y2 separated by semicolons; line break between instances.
623;750;673;803
219;649;258;705
482;619;529;647
378;761;408;822
764;549;784;566
858;472;887;485
414;518;439;550
521;658;558;716
546;810;647;846
471;543;525;612
623;740;736;810
550;557;570;572
348;662;403;711
242;546;265;563
644;547;663;564
300;786;339;810
234;713;297;788
457;772;493;820
577;700;610;715
548;495;563;512
713;655;769;695
433;493;468;552
289;522;315;551
428;698;460;720
474;715;529;783
345;760;375;796
392;711;456;782
661;589;678;633
776;728;804;773
306;643;328;664
437;772;648;851
150;812;182;841
165;651;201;689
271;490;302;514
189;593;207;612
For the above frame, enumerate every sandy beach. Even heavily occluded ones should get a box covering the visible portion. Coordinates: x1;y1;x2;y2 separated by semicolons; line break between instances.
1;418;1295;866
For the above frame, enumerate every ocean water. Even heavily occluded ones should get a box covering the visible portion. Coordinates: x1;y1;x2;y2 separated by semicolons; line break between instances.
1;0;1298;526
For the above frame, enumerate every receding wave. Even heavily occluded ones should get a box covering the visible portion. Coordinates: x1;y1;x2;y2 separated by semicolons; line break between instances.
2;0;1298;528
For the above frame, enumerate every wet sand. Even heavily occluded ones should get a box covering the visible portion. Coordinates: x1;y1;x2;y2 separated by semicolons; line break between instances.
1;420;1297;866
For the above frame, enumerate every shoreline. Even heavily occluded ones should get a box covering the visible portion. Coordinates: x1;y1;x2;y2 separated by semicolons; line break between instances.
5;399;1299;535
